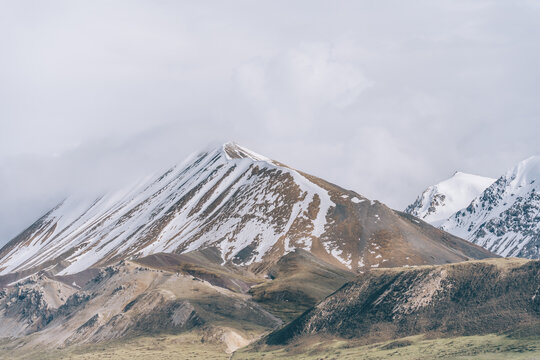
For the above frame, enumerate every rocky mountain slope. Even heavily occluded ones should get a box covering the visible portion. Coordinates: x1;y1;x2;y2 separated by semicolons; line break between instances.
0;249;281;353
405;172;495;226
265;258;540;346
0;247;352;354
0;142;494;281
442;156;540;258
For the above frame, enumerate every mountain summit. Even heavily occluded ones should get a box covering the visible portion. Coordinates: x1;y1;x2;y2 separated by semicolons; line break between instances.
405;172;495;225
0;142;493;277
442;155;540;258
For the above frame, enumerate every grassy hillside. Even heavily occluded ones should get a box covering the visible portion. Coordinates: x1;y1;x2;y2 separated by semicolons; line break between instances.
235;333;540;360
267;258;540;345
2;331;538;360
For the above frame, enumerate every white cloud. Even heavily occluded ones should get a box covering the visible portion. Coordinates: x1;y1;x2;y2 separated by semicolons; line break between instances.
0;1;539;245
236;43;371;112
235;43;371;136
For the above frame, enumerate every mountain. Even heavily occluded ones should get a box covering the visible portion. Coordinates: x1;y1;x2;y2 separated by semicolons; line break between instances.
442;156;540;258
0;142;494;280
264;258;540;347
0;142;527;359
0;142;500;356
405;172;495;226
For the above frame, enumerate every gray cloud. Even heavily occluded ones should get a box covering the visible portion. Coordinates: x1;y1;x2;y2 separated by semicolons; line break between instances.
1;0;539;245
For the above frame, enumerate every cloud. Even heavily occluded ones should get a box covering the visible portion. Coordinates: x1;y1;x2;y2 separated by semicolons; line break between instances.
0;1;539;245
238;43;371;107
235;43;372;138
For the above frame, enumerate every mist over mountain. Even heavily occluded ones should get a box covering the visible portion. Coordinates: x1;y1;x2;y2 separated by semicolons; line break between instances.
2;1;540;249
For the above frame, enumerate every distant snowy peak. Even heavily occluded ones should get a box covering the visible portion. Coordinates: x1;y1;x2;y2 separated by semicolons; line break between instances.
504;155;540;187
442;156;540;259
405;172;495;225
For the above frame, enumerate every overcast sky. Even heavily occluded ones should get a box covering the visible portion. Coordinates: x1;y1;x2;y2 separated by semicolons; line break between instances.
1;0;539;245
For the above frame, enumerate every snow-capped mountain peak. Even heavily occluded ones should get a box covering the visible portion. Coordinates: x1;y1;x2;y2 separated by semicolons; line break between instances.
0;142;327;275
405;171;495;225
0;142;493;277
503;155;540;188
222;142;273;162
441;155;540;258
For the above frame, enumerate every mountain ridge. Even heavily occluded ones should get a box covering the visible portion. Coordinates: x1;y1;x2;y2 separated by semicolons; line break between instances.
0;142;494;279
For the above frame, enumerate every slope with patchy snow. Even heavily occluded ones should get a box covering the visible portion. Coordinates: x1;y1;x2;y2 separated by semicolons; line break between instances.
0;143;494;277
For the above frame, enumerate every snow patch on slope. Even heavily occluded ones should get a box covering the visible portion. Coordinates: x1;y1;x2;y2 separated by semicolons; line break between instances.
0;142;341;275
